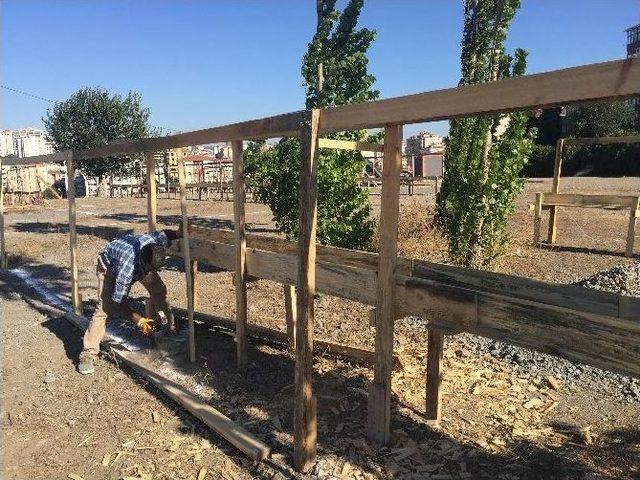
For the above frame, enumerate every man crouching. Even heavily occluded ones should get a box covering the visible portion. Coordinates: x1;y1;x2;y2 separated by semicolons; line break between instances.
78;227;182;374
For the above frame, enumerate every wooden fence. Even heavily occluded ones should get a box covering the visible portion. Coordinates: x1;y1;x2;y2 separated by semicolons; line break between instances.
1;57;639;472
534;135;640;256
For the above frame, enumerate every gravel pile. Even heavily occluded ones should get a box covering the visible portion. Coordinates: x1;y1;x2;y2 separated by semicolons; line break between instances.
402;261;640;404
574;261;640;296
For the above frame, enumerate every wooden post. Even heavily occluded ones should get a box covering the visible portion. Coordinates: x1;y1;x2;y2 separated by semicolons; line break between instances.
626;197;639;257
178;159;196;363
533;192;543;245
547;138;564;244
367;124;403;445
189;259;199;311
294;109;320;473
0;158;6;268
232;139;248;371
284;284;297;352
145;151;157;232
67;152;82;315
425;329;445;421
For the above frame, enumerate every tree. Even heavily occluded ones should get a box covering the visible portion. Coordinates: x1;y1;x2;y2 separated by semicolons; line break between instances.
244;0;378;249
562;101;640;176
435;0;535;267
44;87;152;183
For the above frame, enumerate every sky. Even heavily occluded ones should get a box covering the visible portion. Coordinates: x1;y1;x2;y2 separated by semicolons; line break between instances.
2;0;639;139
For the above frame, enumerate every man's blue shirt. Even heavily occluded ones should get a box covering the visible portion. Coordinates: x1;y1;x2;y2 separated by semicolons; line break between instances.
100;231;168;303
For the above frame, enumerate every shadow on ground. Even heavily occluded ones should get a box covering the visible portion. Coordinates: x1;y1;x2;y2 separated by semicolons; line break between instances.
1;260;636;479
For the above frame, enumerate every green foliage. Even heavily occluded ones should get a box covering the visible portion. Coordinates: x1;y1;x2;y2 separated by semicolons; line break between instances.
245;0;377;249
436;1;535;266
44;87;152;180
566;101;636;139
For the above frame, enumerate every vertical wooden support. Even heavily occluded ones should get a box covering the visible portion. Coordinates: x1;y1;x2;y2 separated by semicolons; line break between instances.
367;124;403;446
145;151;157;232
547;138;564;244
533;192;543;245
284;284;297;352
190;259;199;311
425;329;445;421
232;140;248;371
626;197;639;257
0;158;6;268
178;159;196;363
294;109;320;473
67;152;82;315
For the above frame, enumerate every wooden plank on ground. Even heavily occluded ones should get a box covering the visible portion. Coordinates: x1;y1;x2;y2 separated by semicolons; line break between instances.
145;151;157;232
368;124;402;445
320;58;640;133
294;108;320;473
232;139;248;371
62;311;270;461
178;159;196;363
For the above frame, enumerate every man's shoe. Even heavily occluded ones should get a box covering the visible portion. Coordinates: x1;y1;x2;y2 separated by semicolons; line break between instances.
78;351;95;375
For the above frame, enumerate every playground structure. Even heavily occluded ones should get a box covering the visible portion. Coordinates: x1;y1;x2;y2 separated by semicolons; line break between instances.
533;135;640;257
1;58;640;472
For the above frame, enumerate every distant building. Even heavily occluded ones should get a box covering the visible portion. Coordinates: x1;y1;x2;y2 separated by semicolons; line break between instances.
0;130;14;157
12;128;55;158
627;23;640;122
404;131;444;156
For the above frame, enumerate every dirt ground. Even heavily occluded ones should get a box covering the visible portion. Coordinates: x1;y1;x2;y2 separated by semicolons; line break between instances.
1;177;639;479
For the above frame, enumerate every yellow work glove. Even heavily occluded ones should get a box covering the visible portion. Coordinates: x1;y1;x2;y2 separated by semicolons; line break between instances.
137;317;156;336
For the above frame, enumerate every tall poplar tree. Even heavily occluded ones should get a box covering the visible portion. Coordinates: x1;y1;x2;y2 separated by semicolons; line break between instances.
245;0;378;249
436;0;535;266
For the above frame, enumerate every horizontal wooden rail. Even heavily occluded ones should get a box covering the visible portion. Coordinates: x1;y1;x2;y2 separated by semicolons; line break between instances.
2;151;72;166
563;135;640;146
320;58;640;133
542;193;639;209
169;228;640;378
4;58;639;167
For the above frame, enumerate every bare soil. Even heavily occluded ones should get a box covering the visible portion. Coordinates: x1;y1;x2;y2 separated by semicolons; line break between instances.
1;177;639;479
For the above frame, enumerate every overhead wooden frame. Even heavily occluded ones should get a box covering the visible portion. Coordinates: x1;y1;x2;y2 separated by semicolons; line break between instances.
537;135;640;257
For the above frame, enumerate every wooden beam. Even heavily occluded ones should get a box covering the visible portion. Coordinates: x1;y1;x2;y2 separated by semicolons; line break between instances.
115;349;270;461
294;108;320;473
0;158;6;268
563;135;640;146
232;140;248;371
368;124;403;445
178;158;196;362
73;112;304;161
318;138;384;153
320;58;640;133
626;197;639;258
1;150;72;167
145;151;157;232
189;260;199;311
533;192;543;245
171;306;402;369
425;329;445;422
284;284;297;352
188;224;413;276
548;139;564;244
62;311;270;461
542;193;639;209
66;152;82;315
